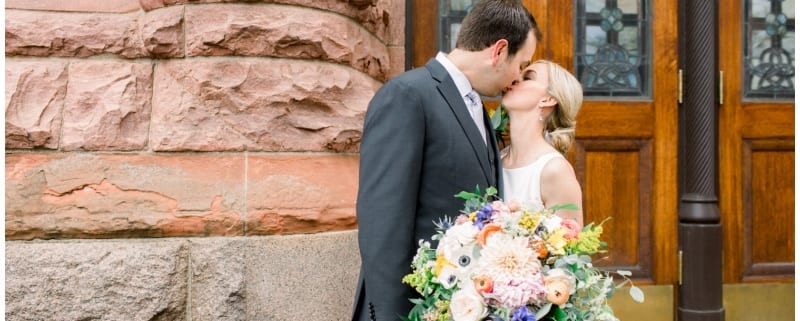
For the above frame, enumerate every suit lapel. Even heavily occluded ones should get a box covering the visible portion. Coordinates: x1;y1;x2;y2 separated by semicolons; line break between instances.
425;59;494;186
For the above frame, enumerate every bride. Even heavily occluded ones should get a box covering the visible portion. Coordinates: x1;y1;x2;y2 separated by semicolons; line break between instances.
500;60;584;226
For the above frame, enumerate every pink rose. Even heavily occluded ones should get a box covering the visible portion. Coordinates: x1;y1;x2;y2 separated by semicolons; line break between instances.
561;219;582;240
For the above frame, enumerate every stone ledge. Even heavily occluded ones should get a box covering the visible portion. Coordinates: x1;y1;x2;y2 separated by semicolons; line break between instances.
5;230;361;321
5;152;358;240
6;239;190;320
5;153;247;240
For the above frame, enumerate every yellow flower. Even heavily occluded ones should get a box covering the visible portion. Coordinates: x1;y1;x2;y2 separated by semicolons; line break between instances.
568;224;604;253
518;210;541;231
547;229;568;255
435;254;455;276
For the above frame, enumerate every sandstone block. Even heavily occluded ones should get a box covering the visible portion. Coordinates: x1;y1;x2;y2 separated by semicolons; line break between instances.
61;61;152;151
388;45;406;79
5;153;246;240
246;154;358;235
384;0;405;46
140;0;391;42
5;239;189;321
151;59;380;152
6;0;142;13
189;238;246;321
245;230;360;320
6;7;183;58
5;60;68;149
185;4;389;80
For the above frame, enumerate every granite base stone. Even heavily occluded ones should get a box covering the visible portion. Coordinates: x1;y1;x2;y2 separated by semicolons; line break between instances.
5;230;361;321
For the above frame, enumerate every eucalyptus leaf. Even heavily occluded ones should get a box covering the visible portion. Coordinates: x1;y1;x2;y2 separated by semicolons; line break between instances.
491;105;503;128
535;303;553;320
629;285;645;303
549;203;580;211
455;191;478;200
616;270;632;277
486;186;498;197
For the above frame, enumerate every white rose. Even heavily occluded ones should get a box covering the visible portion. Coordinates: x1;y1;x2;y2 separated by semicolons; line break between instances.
449;286;487;321
542;215;563;232
446;223;479;245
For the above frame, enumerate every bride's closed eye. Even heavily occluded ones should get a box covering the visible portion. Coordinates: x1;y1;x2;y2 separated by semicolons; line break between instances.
522;70;536;81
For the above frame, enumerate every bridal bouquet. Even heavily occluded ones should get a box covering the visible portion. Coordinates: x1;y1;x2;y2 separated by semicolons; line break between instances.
402;187;643;321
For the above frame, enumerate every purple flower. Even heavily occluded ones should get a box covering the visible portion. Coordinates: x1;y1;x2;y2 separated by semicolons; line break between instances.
510;306;536;321
474;204;494;229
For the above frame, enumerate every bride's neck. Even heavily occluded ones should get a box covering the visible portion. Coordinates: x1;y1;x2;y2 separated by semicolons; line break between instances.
505;114;549;166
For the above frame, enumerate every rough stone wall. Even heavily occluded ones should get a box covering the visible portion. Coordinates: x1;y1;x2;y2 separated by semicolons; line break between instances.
6;0;404;319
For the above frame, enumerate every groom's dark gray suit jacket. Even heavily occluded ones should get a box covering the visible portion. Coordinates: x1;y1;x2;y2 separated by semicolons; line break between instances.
352;58;503;321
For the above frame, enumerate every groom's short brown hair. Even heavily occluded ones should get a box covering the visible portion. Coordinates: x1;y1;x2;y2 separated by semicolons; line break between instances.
456;0;542;57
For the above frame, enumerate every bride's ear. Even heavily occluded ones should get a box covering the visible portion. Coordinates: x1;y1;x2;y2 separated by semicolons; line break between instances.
539;96;558;108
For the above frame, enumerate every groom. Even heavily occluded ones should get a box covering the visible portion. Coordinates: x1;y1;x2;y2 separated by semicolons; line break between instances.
352;1;542;320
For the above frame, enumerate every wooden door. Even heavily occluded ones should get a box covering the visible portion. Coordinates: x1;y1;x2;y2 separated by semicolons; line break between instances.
719;0;795;284
411;0;679;285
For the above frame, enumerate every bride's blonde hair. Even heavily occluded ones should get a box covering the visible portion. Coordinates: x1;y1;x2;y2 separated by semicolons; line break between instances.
537;60;583;155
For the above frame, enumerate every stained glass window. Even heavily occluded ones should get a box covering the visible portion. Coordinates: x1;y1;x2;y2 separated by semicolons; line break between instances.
439;0;476;53
576;0;652;98
744;0;795;99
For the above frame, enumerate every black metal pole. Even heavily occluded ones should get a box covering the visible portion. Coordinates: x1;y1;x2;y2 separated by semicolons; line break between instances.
678;0;724;320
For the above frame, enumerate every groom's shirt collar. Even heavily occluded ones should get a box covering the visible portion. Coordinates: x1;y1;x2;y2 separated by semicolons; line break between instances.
435;52;473;98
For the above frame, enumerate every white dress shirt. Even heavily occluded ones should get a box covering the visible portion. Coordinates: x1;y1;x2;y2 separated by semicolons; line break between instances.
435;52;487;144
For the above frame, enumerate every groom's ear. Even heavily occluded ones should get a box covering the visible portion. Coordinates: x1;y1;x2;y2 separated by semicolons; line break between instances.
490;39;509;66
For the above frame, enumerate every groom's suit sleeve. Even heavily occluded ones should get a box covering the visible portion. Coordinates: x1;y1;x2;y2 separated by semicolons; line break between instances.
356;77;424;321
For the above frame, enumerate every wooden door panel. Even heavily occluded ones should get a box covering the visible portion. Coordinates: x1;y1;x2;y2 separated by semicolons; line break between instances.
742;139;795;281
738;105;795;138
575;103;654;138
575;139;654;282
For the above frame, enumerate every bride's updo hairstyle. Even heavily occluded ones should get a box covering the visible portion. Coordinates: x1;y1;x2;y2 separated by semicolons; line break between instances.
537;60;583;155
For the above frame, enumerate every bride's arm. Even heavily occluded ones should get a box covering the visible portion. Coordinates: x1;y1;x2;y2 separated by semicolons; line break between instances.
540;157;584;226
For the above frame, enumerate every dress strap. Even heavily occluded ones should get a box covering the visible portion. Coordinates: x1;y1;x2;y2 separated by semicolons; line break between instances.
531;152;564;169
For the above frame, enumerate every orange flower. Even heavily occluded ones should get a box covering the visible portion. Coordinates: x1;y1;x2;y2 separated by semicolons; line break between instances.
545;280;571;306
476;224;502;246
473;275;494;294
531;239;548;258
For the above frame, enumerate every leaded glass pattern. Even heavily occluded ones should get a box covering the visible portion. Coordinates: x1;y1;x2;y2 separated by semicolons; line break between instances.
576;0;652;98
744;0;795;99
439;0;476;53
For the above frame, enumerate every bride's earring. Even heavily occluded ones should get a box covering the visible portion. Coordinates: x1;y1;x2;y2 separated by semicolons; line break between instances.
538;107;544;121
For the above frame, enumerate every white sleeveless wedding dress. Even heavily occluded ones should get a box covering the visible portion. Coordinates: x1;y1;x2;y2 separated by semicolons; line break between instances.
501;150;565;211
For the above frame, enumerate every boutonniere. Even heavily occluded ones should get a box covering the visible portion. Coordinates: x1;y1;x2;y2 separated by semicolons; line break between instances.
488;104;509;145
